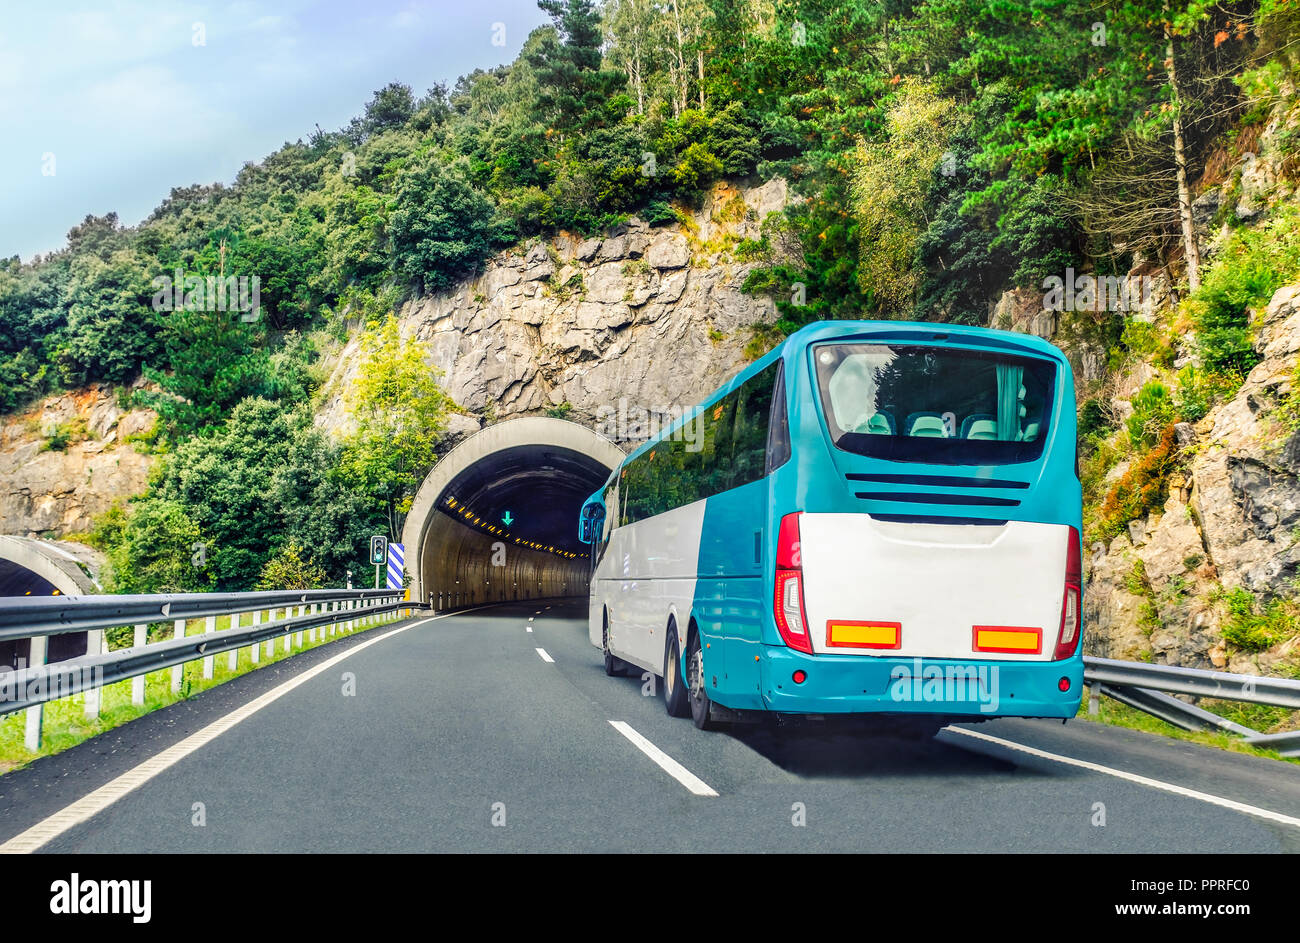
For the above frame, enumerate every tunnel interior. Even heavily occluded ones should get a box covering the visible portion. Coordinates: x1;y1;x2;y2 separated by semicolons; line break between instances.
0;558;88;670
418;441;617;608
0;559;59;598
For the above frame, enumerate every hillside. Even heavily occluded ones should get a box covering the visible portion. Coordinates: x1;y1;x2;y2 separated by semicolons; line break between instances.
0;0;1298;692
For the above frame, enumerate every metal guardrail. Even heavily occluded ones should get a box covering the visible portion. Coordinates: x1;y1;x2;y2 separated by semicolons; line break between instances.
1083;656;1300;758
0;590;427;750
0;589;402;641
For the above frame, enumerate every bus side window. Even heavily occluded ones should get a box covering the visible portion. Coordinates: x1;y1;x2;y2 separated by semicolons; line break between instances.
765;362;791;474
734;362;778;486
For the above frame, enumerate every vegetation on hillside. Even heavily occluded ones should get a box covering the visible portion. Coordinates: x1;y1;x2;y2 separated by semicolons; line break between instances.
5;0;1300;591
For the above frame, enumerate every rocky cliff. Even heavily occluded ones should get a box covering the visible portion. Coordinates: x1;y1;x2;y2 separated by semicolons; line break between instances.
0;384;156;537
1084;285;1300;673
315;178;792;445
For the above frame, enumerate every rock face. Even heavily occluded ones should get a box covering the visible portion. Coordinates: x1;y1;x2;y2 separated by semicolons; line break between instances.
315;179;790;442
0;385;157;536
1085;283;1300;672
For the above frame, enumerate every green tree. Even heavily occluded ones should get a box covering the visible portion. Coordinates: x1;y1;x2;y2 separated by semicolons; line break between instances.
339;316;452;538
51;251;159;386
256;539;328;590
148;398;381;589
388;161;506;293
98;499;214;594
528;0;626;133
140;303;272;435
850;79;958;314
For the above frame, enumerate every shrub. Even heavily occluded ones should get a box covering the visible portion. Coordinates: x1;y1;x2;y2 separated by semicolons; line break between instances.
1216;586;1300;653
1174;366;1236;423
1126;381;1175;447
1098;423;1179;541
1191;203;1300;379
1121;318;1174;368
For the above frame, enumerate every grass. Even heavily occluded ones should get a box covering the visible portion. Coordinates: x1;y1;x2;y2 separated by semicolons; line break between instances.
1076;686;1300;764
0;607;409;775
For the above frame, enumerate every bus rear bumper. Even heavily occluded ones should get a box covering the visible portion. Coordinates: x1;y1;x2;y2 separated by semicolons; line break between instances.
758;647;1083;719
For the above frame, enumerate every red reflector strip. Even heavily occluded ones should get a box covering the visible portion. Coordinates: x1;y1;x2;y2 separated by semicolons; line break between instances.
972;625;1042;654
826;620;901;650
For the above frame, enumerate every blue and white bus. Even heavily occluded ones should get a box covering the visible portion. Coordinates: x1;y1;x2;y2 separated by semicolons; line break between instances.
578;320;1082;732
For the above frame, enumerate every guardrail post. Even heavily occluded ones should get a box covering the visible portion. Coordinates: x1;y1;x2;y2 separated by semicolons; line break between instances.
24;635;46;752
295;605;305;648
83;629;104;719
202;615;216;679
250;609;261;663
267;609;277;658
171;618;185;693
1088;682;1100;715
309;603;317;643
131;623;147;705
228;612;241;671
283;608;292;654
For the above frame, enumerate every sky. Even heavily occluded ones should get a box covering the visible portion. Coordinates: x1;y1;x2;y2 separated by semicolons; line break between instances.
0;0;551;262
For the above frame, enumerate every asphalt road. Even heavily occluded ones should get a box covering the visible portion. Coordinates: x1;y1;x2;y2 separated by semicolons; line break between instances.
2;599;1299;853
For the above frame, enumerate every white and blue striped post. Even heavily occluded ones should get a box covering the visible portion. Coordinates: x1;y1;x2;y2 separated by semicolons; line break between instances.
386;543;405;595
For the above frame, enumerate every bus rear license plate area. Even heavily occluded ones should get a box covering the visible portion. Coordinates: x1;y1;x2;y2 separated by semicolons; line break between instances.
972;626;1042;655
826;620;901;650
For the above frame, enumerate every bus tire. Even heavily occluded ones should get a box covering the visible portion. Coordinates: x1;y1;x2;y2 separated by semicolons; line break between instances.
686;630;721;731
663;625;690;718
602;615;625;677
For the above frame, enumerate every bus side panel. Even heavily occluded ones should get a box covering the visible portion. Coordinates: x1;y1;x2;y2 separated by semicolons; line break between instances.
692;477;768;709
601;501;708;675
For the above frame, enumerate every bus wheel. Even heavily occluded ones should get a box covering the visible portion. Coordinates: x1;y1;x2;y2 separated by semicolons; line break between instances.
686;632;720;731
663;627;689;718
602;618;624;677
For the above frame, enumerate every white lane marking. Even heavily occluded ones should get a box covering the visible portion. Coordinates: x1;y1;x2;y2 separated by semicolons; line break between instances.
526;625;533;633
535;647;553;663
0;608;490;854
608;721;718;797
528;617;534;622
946;726;1300;830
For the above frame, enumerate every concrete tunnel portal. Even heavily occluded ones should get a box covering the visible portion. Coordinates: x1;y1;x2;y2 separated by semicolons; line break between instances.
402;417;626;609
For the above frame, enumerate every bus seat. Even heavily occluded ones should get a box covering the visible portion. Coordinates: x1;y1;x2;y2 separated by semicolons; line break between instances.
959;413;996;439
855;411;895;435
965;419;998;441
907;414;949;437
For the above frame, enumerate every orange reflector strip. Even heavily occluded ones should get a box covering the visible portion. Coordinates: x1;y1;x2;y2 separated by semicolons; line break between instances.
826;620;901;650
972;626;1042;654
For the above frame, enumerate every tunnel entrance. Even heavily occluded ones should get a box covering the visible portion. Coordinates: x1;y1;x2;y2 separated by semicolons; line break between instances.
0;536;103;670
402;417;626;608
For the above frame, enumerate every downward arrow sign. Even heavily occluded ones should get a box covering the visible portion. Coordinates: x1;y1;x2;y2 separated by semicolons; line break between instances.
502;511;514;526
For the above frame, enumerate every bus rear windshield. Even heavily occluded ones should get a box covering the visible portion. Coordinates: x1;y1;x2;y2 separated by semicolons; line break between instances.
813;343;1056;465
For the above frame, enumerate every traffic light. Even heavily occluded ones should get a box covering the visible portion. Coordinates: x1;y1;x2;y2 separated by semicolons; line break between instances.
370;535;387;565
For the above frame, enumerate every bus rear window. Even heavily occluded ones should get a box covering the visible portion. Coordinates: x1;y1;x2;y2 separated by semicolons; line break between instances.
812;343;1056;465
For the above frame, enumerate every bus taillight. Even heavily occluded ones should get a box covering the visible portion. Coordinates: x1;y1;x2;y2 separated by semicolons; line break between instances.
774;512;813;654
1053;526;1082;660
